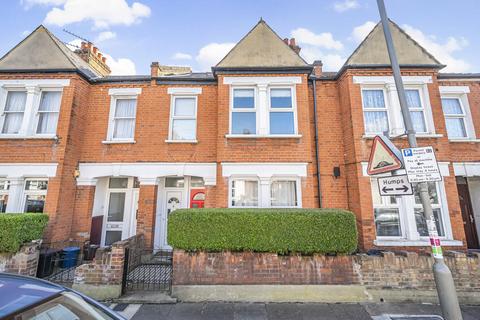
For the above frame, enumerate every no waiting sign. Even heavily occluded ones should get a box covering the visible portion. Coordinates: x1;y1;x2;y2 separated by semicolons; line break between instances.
402;146;442;183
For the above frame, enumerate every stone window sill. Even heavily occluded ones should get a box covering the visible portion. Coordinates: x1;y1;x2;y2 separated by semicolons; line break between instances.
0;135;58;140
448;138;480;143
165;139;198;144
225;134;302;139
102;140;136;144
374;239;463;247
362;133;443;139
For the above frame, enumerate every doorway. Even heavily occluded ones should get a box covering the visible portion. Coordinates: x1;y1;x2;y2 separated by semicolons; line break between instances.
456;177;479;249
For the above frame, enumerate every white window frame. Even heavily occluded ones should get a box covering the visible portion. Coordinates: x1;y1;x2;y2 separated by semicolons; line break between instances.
0;178;9;213
229;177;260;208
0;89;28;136
105;88;141;144
34;88;63;137
168;95;198;142
0;79;69;139
229;86;258;136
411;182;447;239
405;88;429;134
22;178;48;213
361;87;391;135
267;86;298;135
269;177;301;208
439;86;476;141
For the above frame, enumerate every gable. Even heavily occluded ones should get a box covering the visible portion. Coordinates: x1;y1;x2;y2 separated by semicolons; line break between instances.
345;20;442;68
0;25;101;79
216;20;308;69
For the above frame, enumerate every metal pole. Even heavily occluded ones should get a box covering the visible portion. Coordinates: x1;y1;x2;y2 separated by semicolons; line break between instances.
376;1;463;319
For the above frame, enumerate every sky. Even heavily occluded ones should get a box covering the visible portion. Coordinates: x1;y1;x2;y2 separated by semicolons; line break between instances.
1;0;479;75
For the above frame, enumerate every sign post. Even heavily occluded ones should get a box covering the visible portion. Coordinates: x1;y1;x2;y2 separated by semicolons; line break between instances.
377;175;412;196
376;1;462;319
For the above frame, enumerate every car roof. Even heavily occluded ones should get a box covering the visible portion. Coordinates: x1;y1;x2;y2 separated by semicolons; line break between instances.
0;273;65;318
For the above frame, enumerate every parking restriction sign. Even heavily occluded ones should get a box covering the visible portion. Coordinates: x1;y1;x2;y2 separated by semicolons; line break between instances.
402;146;442;183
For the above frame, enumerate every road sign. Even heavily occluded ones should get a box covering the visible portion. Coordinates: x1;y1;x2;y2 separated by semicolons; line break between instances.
377;174;413;196
402;146;441;183
367;135;403;175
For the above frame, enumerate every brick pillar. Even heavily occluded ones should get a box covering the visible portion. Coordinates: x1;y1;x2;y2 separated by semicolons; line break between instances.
71;185;96;241
204;185;217;208
136;184;157;248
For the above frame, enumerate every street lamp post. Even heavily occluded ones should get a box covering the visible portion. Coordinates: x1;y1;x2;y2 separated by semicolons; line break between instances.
376;1;463;319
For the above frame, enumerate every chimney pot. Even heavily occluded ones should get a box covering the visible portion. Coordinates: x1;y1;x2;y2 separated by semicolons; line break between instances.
289;38;296;47
97;52;102;60
313;60;323;77
81;41;87;49
150;62;159;77
102;56;107;63
283;38;289;45
92;46;98;54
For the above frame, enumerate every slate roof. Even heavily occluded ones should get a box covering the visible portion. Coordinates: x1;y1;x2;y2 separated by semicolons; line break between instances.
343;20;443;69
0;25;101;80
215;19;308;69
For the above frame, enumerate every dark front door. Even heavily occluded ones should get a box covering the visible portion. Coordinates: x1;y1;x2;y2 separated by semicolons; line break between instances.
457;180;479;249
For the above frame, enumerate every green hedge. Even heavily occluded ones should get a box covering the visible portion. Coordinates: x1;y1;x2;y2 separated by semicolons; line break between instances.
168;208;357;255
0;213;49;253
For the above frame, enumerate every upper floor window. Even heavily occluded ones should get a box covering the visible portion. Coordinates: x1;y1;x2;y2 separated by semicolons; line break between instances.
1;91;27;134
105;88;141;143
441;98;467;139
36;91;62;135
169;97;197;141
362;89;389;134
405;89;427;133
231;88;256;135
269;88;295;135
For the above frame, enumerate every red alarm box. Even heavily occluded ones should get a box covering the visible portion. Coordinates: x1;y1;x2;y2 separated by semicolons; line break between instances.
190;189;205;208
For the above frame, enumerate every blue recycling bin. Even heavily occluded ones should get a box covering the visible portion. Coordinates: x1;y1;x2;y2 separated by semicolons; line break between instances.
61;246;80;268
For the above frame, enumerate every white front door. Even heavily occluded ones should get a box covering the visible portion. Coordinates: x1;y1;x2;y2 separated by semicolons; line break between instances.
161;190;184;249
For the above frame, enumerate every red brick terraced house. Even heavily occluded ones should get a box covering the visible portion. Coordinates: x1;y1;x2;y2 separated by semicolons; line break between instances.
0;20;479;252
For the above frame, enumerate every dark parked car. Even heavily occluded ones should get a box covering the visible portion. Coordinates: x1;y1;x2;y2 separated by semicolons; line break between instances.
0;273;125;320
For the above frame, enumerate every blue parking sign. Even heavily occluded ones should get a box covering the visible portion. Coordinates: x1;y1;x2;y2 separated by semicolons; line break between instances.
403;149;413;157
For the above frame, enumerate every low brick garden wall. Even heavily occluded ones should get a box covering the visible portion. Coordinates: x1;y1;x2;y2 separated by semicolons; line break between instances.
0;240;41;276
172;250;480;303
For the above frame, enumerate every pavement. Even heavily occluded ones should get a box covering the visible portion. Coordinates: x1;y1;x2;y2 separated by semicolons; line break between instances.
107;302;480;320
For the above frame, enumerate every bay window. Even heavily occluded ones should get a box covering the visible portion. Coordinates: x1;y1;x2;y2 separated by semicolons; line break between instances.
231;179;259;207
362;89;389;134
231;88;256;135
441;98;467;139
405;89;427;133
0;179;9;213
23;179;48;213
269;88;295;135
36;91;62;134
169;96;197;141
1;91;27;134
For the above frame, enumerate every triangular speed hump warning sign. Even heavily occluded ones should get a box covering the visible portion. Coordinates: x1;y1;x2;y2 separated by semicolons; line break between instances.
367;135;403;175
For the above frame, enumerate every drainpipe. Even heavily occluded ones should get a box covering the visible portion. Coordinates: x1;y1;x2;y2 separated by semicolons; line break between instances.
312;77;322;208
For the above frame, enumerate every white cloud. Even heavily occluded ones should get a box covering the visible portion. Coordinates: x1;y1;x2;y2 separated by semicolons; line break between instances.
95;31;116;43
402;24;470;72
351;21;376;43
195;42;235;71
172;52;193;60
300;46;345;71
21;30;31;37
65;38;82;50
333;0;360;12
291;28;343;50
103;54;136;75
29;0;151;29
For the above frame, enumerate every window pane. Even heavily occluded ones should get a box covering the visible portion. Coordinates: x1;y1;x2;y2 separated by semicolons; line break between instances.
109;178;128;189
24;195;46;213
174;98;196;116
415;208;445;237
414;182;438;204
105;231;122;246
2;113;24;134
0;194;7;213
0;180;9;191
405;90;422;109
445;118;467;138
271;181;297;206
441;98;463;115
232;112;256;134
270;89;292;108
231;180;258;207
375;208;401;237
172;119;196;140
190;177;204;188
362;90;385;108
37;113;59;134
193;193;205;201
5;91;27;112
364;111;388;133
107;193;125;222
233;89;254;108
165;177;184;188
25;180;48;191
270;112;294;134
39;92;61;112
115;99;136;117
113;119;135;139
410;111;426;133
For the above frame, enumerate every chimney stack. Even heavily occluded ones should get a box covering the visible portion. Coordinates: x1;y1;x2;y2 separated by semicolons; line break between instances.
74;42;111;76
284;38;301;54
313;60;323;77
150;61;192;77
